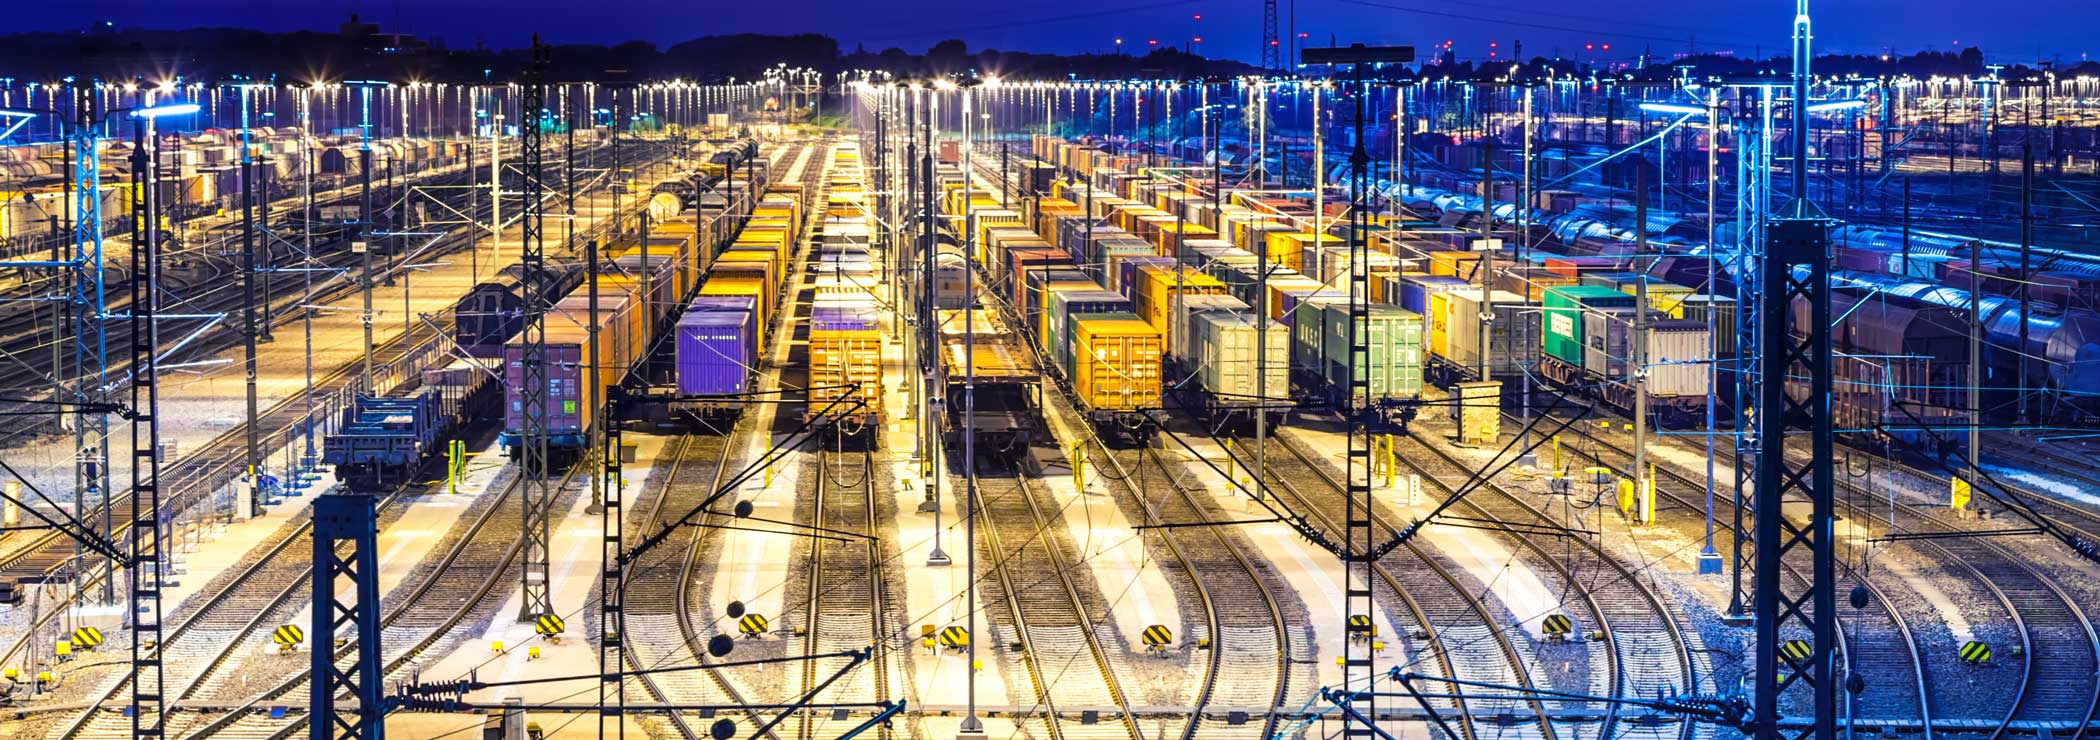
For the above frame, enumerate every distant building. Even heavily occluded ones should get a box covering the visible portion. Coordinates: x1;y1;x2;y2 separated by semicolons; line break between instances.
340;13;429;56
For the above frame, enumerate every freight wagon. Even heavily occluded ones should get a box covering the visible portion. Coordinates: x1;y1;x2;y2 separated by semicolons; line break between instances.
938;307;1041;453
1165;300;1293;435
323;358;499;492
1538;286;1715;426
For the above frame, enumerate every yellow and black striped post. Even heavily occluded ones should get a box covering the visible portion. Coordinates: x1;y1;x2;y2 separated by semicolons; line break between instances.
1541;614;1572;639
738;613;770;638
938;625;969;650
534;613;566;643
1141;624;1172;653
273;624;305;652
1779;638;1812;664
71;626;103;651
1959;640;1991;665
1347;614;1376;641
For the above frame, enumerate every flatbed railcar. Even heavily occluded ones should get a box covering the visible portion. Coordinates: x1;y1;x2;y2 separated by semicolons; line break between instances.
937;307;1042;454
322;358;499;492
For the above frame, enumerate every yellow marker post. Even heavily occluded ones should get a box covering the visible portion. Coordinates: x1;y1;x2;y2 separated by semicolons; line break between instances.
1382;435;1398;488
491;640;504;653
1224;439;1237;487
1071;443;1086;492
1638;464;1656;525
1616;477;1635;515
1550;434;1562;474
1951;476;1971;511
527;646;541;660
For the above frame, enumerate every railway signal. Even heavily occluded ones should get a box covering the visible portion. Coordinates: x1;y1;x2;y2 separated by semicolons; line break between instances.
1347;614;1377;641
1778;638;1812;664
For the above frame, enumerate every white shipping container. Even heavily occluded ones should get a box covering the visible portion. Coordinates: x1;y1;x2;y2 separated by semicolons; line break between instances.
1193;310;1290;403
1437;288;1528;369
1317;245;1402;285
1645;321;1714;397
1171;294;1252;360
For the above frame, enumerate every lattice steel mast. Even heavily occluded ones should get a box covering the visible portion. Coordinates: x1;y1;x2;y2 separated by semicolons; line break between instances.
1753;2;1839;738
518;38;556;621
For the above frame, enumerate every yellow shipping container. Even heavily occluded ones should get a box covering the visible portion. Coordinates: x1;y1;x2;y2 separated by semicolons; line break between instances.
1426;250;1482;279
1071;315;1164;412
808;328;885;420
701;277;770;330
1261;231;1331;272
1131;266;1226;337
1623;284;1696;318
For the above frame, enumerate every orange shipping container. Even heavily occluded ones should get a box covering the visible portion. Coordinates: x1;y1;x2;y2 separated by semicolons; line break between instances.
1071;314;1163;412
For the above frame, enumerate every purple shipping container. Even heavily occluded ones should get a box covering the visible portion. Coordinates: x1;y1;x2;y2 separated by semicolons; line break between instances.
503;343;585;442
811;306;882;332
676;309;757;395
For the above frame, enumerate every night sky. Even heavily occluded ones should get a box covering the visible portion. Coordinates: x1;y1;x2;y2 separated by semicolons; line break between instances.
13;0;2099;67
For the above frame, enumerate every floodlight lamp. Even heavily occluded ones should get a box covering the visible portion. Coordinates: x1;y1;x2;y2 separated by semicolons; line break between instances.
131;103;202;119
1807;99;1866;113
1636;102;1708;117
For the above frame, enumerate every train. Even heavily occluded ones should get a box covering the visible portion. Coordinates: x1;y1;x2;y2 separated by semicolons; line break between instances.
486;139;768;465
321;359;499;492
1394;172;2100;426
802;143;889;447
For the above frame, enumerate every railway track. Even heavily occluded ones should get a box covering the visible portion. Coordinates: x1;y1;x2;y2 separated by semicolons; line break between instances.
1553;411;2100;734
620;431;752;739
795;446;893;740
0;144;670;588
1545;415;1927;727
1379;431;1705;740
966;460;1142;740
175;458;576;739
1035;392;1300;739
1254;431;1555;740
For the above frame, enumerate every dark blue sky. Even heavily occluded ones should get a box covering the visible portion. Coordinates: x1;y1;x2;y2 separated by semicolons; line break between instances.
16;0;2099;67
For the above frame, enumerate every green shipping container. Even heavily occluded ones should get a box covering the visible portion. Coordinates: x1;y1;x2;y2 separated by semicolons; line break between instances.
1542;285;1639;368
1316;303;1425;402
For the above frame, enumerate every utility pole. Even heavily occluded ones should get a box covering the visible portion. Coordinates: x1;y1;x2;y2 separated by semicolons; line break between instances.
1304;41;1414;740
960;83;985;740
2016;136;2033;425
1478;138;1496;383
127;103;170;740
356;82;379;393
1633;169;1650;513
239;82;263;519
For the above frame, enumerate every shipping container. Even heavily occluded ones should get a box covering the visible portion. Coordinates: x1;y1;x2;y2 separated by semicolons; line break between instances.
1184;309;1292;405
1308;302;1425;404
675;305;758;396
1645;320;1715;398
1430;288;1534;379
1070;313;1164;412
1541;285;1638;369
1132;265;1227;338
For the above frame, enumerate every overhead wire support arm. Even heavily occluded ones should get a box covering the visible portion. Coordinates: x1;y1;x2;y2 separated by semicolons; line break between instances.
619;393;868;568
